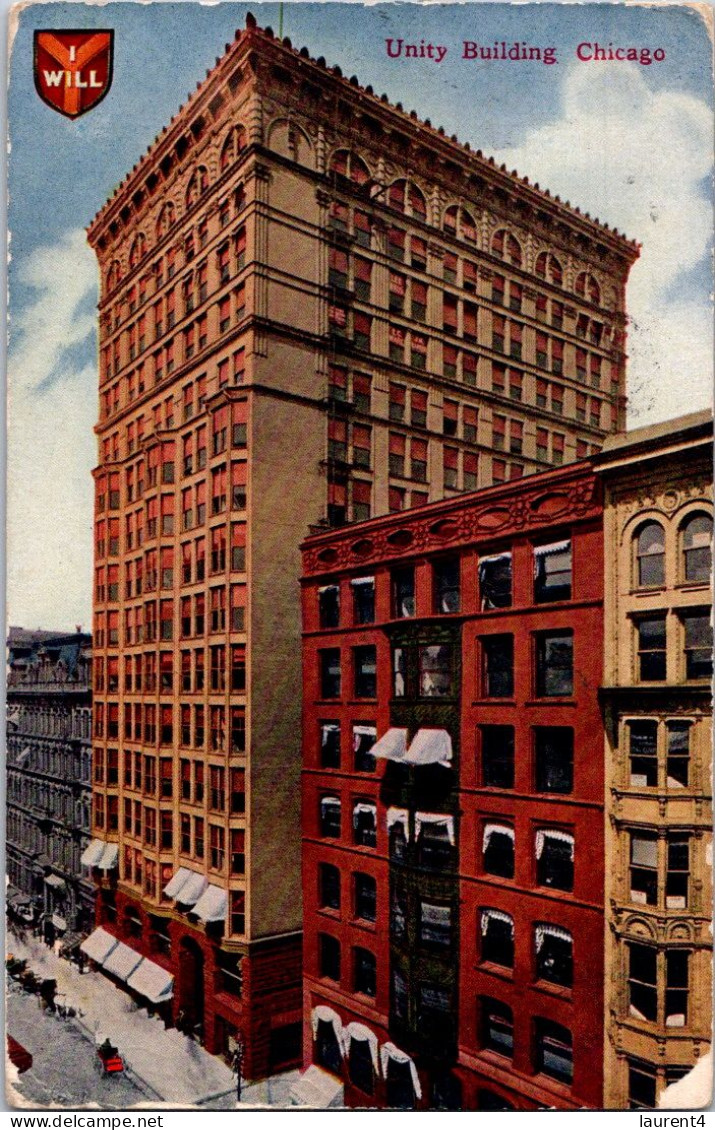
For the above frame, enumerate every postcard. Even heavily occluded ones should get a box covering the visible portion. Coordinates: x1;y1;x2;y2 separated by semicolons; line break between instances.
5;0;713;1114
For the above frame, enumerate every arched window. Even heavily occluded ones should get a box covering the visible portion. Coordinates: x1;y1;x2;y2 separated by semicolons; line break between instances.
156;202;175;239
128;233;147;270
106;260;122;292
444;205;477;243
220;126;246;171
635;521;665;588
681;513;712;583
329;149;370;185
492;229;522;267
575;271;600;305
388;178;427;220
186;166;209;208
536;251;562;285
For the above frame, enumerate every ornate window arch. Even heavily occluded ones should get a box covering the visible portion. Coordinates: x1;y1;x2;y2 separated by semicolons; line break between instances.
128;233;147;270
633;520;666;589
156;202;176;239
186;166;209;209
388;178;427;221
444;205;477;243
535;251;563;285
106;259;122;293
575;270;601;305
492;228;522;267
220;125;247;171
680;511;712;584
329;148;371;185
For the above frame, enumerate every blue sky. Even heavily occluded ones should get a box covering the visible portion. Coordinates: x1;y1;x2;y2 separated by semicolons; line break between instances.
7;2;714;629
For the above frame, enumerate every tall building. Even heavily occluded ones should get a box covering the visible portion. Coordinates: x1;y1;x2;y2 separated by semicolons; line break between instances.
6;628;94;950
299;460;605;1109
594;411;713;1109
84;15;638;1076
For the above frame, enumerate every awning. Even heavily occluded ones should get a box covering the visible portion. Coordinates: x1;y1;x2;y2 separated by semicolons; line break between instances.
163;867;207;906
534;540;570;558
535;829;574;860
379;1042;421;1099
386;807;410;838
103;941;143;982
310;1004;344;1042
191;884;227;923
80;926;119;965
350;576;374;586
405;729;452;767
289;1064;344;1108
415;812;455;845
51;913;67;931
535;923;572;950
481;909;514;937
45;874;66;891
483;823;514;850
80;839;105;867
371;728;408;763
342;1022;378;1068
127;957;174;1003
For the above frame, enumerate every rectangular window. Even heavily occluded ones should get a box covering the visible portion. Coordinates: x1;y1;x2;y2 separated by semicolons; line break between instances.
535;925;573;987
536;632;574;697
628;942;657;1021
666;722;690;788
481;998;513;1058
320;722;341;770
534;728;574;794
534;540;572;603
353;948;376;997
352;578;375;625
320;649;341;699
479;552;512;610
637;617;667;681
320;796;341;839
683;613;713;679
482;824;514;878
628;1060;657;1110
419;645;453;697
629;720;658;788
480;910;514;967
666;835;689;909
535;1020;573;1085
319;934;341;982
354;873;376;921
419;902;452;948
434;557;460;613
319;863;340;910
665;949;689;1026
630;833;657;905
354;646;377;698
353;724;376;773
481;725;514;788
483;635;514;697
318;585;340;629
536;830;574;891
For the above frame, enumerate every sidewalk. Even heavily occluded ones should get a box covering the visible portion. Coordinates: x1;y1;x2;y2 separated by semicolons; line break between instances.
6;932;299;1108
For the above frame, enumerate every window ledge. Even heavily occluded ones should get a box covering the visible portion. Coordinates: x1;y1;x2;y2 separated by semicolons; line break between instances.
533;979;572;1001
477;961;514;982
524;699;577;707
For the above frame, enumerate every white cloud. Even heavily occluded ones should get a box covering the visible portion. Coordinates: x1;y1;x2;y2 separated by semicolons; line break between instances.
494;62;713;426
7;229;98;630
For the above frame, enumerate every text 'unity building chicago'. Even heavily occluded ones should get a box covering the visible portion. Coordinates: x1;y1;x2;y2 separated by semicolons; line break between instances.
82;12;648;1088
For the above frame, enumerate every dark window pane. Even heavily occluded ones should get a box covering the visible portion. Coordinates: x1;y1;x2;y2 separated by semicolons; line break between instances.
348;1036;374;1094
354;872;376;921
536;832;574;891
536;1019;572;1084
536;925;573;987
637;618;666;681
667;722;690;788
315;1019;342;1074
434;558;460;613
483;826;514;878
628;942;657;1021
320;649;341;698
393;567;415;618
319;585;340;628
480;909;514;967
682;514;712;582
479;554;512;610
684;614;713;679
629;721;658;788
636;523;665;588
483;635;514;697
535;727;573;793
536;633;573;697
352;579;375;624
319;934;341;982
419;644;453;697
320;721;341;769
534;542;572;603
481;997;513;1057
319;863;340;909
354;947;376;996
354;646;377;698
481;725;514;789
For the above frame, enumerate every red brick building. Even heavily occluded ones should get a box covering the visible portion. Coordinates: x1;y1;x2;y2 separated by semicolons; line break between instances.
300;460;605;1108
83;13;635;1079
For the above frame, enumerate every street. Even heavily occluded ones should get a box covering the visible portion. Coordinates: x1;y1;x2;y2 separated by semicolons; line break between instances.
7;980;144;1109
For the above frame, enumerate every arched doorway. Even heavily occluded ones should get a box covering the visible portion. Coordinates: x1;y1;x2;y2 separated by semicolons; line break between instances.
177;936;205;1041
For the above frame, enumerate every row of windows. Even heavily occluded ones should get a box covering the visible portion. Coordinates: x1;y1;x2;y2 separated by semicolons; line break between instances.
93;751;245;812
317;541;573;628
96;646;246;695
94;701;246;753
317;631;574;702
636;613;712;682
329;160;611;310
633;514;712;588
7;740;91;784
7;706;91;740
94;588;246;648
96;538;246;605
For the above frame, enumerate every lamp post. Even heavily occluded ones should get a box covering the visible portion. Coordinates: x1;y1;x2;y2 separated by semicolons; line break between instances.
232;1032;246;1104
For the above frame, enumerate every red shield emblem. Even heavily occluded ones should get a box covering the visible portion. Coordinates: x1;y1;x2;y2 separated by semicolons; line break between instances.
33;30;114;119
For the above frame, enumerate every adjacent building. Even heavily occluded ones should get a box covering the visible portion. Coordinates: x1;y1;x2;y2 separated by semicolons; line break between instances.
300;460;606;1109
595;411;713;1109
84;14;638;1076
6;628;94;949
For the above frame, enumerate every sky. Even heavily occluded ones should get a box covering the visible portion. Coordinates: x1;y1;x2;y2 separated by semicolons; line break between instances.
6;1;714;631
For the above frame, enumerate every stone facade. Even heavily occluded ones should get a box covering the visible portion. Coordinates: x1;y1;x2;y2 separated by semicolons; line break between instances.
6;628;94;949
594;410;713;1109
